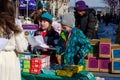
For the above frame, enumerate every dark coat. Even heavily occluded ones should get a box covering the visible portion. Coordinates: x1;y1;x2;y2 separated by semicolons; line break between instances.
34;28;60;63
34;28;60;47
75;9;97;39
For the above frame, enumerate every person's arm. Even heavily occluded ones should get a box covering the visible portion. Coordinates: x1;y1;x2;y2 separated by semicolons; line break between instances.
77;30;91;64
55;32;66;55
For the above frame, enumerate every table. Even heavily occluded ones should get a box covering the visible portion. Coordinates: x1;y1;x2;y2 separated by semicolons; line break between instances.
21;70;95;80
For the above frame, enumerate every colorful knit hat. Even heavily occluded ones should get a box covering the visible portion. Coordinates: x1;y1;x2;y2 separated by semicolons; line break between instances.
41;13;53;23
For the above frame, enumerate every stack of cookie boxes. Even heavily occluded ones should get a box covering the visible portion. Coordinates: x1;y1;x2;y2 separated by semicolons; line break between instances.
86;38;111;72
86;39;99;71
30;55;50;74
111;44;120;73
99;38;111;72
19;53;50;74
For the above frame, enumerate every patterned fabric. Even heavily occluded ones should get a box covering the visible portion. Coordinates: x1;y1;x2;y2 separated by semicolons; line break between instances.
56;27;91;65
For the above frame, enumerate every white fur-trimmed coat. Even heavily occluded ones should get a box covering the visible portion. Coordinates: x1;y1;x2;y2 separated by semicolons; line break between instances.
0;22;28;80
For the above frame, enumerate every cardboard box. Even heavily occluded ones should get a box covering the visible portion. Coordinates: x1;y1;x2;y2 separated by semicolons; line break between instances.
31;64;41;69
18;52;32;60
112;49;120;60
23;59;30;64
41;69;56;75
88;39;99;58
30;68;41;74
112;60;120;73
88;45;99;57
63;65;83;73
111;44;120;49
23;64;30;68
31;55;50;69
100;38;111;43
99;43;111;58
23;60;30;68
22;68;30;73
56;70;74;77
31;58;42;64
87;57;99;71
90;39;100;45
99;58;111;72
99;38;111;58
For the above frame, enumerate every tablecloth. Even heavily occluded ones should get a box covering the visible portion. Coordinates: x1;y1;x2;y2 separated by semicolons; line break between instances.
21;70;96;80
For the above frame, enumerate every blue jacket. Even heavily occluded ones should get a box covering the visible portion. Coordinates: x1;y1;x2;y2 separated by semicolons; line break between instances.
56;27;91;65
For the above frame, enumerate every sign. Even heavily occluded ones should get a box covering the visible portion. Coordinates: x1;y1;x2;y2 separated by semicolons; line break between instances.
22;24;38;37
19;0;37;10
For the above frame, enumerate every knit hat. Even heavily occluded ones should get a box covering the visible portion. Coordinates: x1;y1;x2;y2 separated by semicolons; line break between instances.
61;12;75;28
41;13;53;23
37;1;43;9
75;1;88;11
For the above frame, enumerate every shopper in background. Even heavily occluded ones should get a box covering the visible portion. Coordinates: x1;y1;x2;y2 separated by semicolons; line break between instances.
30;1;45;27
56;13;91;65
0;1;28;80
34;12;60;63
74;1;97;39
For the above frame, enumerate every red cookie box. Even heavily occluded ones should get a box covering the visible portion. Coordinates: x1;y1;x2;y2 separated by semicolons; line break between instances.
31;63;41;69
31;55;50;69
31;58;42;64
30;68;41;74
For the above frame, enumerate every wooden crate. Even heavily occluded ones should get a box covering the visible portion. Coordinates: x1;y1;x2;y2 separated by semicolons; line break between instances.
99;58;111;72
112;49;120;60
112;60;120;73
87;57;99;71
